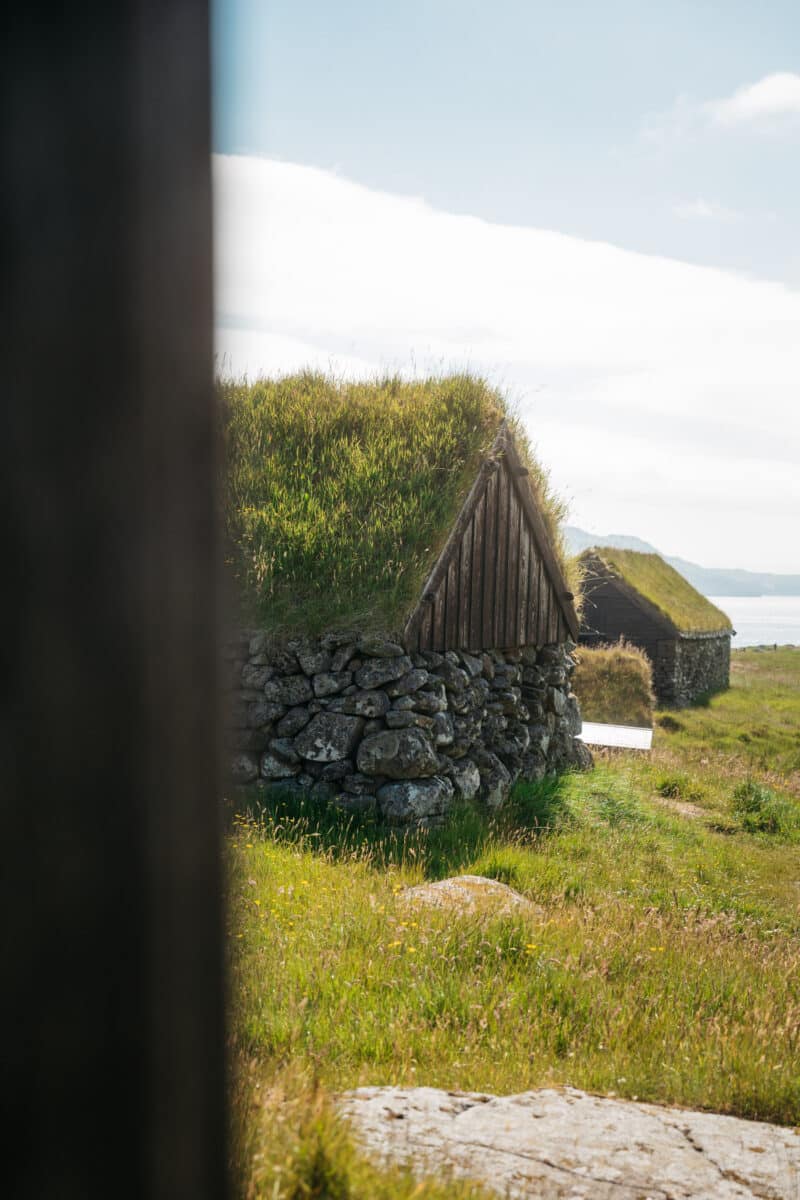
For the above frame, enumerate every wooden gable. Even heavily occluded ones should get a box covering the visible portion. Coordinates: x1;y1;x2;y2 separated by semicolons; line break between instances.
578;553;674;660
404;427;579;652
579;552;676;650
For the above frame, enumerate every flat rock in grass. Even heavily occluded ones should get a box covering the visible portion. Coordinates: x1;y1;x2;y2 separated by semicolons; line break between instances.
294;712;364;762
400;875;533;915
339;1085;800;1200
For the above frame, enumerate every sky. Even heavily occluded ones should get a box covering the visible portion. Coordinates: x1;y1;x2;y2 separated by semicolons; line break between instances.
212;1;800;573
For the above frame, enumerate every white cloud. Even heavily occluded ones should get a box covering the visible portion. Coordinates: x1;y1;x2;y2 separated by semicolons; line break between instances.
644;73;800;145
706;72;800;127
673;198;741;222
213;154;800;573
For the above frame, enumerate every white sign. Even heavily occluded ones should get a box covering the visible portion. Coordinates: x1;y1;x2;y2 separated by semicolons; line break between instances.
579;722;653;750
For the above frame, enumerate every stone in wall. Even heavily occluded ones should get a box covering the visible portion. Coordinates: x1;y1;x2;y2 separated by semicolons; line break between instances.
357;728;440;779
294;712;364;762
378;777;454;825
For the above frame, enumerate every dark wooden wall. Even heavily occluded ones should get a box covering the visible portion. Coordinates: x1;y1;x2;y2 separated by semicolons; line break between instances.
406;457;572;652
579;569;671;662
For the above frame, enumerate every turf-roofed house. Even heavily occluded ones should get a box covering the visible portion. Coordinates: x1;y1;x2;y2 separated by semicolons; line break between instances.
222;374;590;825
578;548;732;708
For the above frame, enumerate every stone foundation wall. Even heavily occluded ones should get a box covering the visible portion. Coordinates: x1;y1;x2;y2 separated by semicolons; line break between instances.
653;633;730;708
225;631;591;824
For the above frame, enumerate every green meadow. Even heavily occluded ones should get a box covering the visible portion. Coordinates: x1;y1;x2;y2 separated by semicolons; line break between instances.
229;647;800;1197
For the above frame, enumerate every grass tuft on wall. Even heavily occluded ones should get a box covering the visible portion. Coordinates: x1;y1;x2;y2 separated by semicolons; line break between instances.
572;640;655;727
220;372;575;635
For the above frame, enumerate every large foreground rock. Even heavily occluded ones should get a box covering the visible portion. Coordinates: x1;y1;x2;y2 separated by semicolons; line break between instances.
339;1085;800;1199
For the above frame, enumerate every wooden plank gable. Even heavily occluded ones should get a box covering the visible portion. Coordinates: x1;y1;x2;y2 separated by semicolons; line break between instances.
579;552;676;649
404;430;578;652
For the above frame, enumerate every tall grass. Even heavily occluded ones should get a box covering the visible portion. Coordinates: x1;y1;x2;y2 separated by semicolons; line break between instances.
572;639;654;726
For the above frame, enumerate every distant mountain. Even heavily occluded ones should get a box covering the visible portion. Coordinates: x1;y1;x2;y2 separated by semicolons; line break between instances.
565;526;800;597
565;527;660;556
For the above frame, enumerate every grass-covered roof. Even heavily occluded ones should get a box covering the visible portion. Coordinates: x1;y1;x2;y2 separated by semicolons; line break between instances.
222;372;574;635
582;548;733;635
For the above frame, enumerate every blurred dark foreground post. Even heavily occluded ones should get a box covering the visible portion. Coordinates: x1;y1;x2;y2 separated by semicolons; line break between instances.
2;3;227;1198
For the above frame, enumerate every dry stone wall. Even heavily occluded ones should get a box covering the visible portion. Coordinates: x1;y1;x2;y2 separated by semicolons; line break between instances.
653;633;731;708
225;630;590;824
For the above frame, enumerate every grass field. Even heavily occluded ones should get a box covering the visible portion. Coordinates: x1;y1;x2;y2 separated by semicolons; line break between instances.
655;645;800;790
229;647;800;1197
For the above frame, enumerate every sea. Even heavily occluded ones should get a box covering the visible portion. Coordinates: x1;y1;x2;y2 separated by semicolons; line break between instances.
708;596;800;649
